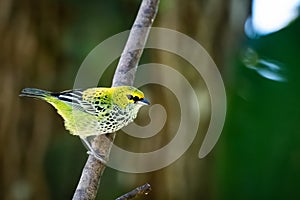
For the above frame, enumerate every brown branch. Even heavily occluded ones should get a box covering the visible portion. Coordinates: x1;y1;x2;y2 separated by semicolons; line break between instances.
112;0;159;87
72;0;159;199
115;183;152;200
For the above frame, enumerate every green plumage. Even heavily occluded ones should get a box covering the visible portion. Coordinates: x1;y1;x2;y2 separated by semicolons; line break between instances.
20;86;149;137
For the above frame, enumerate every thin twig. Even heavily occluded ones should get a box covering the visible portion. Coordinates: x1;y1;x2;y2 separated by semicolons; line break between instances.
72;0;159;199
115;183;152;200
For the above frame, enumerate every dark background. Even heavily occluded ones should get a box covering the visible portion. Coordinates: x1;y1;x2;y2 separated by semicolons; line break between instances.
1;0;300;199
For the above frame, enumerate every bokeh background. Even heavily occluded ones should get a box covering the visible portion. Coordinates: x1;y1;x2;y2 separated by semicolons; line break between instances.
1;0;300;199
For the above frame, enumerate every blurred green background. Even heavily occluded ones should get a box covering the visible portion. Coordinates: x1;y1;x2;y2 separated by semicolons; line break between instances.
1;0;300;199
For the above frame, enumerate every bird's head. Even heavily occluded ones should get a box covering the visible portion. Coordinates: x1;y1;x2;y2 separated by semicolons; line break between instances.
113;86;150;108
126;90;150;106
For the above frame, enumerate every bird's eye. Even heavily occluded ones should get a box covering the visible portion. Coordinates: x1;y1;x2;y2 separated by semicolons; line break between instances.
127;95;141;103
127;95;133;100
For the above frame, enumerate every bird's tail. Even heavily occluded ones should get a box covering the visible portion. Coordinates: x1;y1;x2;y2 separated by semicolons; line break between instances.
19;88;51;99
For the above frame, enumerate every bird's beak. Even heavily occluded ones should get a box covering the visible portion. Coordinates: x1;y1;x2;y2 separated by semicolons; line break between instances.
138;98;150;105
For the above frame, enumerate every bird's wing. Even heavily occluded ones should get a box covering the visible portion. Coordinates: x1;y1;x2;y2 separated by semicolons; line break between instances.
50;89;87;112
51;88;112;116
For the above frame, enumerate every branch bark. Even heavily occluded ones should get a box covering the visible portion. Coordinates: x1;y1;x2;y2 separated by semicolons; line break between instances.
72;0;159;199
115;183;151;200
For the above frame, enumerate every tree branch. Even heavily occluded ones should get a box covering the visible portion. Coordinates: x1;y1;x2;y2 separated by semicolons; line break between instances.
112;0;159;87
72;0;159;199
115;183;152;200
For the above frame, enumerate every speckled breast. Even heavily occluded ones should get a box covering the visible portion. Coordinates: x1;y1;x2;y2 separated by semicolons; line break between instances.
97;104;138;133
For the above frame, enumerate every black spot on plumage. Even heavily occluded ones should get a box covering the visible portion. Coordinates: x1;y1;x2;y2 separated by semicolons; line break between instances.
133;96;140;102
95;106;101;111
127;94;142;103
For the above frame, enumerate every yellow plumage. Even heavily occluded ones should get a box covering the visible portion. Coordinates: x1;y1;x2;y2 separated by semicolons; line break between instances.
20;86;150;162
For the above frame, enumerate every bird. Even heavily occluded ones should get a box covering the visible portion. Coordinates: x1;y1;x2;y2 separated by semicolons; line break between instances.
20;86;150;163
